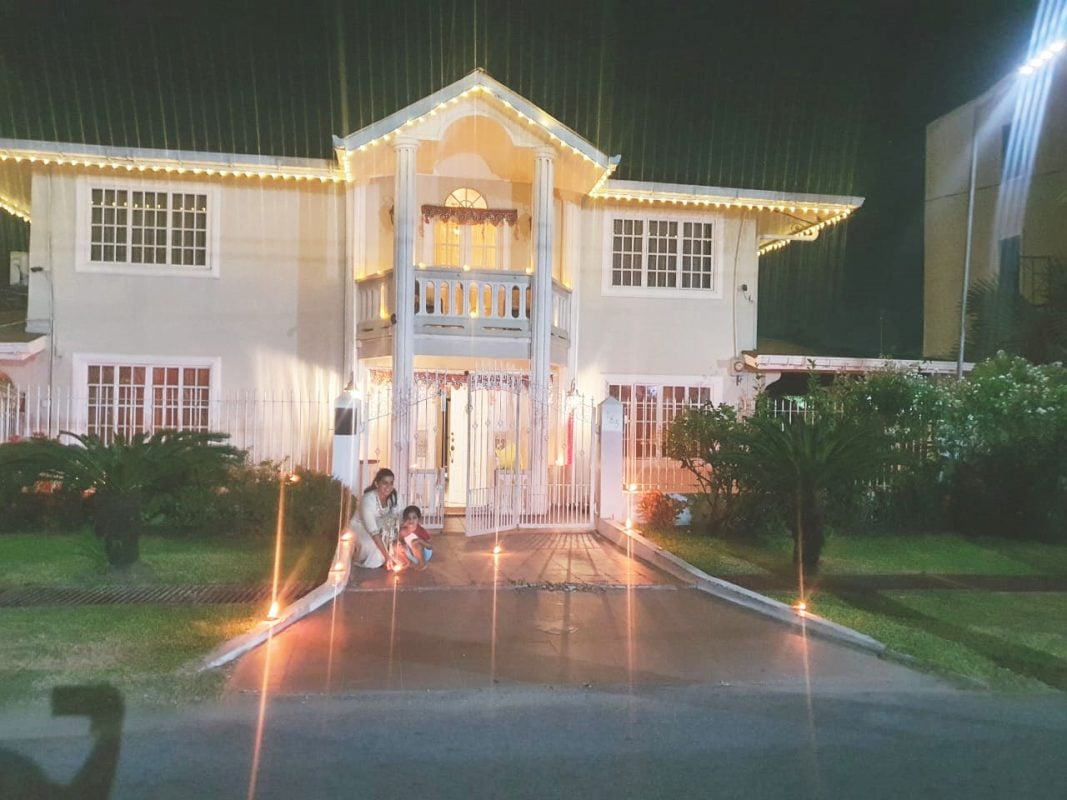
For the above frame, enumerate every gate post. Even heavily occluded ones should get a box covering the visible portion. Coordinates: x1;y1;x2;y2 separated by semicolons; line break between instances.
331;391;362;491
598;397;625;521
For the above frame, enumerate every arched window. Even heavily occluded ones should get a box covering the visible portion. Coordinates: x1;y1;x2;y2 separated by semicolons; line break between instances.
433;188;498;268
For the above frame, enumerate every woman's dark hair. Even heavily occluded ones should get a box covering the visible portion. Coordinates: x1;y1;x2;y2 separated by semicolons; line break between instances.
364;468;397;507
402;505;422;520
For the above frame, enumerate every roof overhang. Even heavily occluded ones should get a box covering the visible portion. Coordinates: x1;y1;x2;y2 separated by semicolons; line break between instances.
591;179;863;255
0;139;342;197
0;335;48;364
744;352;972;375
333;69;620;190
337;69;614;166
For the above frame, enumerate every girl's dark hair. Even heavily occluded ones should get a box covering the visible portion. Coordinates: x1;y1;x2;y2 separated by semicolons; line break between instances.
402;505;422;520
364;468;397;507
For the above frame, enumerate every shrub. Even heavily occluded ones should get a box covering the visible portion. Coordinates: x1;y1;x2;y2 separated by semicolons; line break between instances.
145;462;343;539
935;354;1067;541
637;491;685;531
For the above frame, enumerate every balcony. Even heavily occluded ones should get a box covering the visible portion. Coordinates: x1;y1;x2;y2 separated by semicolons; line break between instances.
356;267;572;361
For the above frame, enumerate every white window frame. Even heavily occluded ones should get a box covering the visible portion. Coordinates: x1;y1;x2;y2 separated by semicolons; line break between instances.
604;374;724;453
72;353;222;437
601;210;724;299
421;188;513;270
74;175;222;277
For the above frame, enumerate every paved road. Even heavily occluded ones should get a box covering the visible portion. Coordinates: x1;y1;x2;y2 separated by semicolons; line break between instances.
2;686;1066;798
4;531;1063;797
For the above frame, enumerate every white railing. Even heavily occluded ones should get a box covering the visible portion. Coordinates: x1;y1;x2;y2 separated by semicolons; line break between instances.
415;267;530;324
356;271;395;333
551;280;572;341
356;267;573;342
0;385;337;472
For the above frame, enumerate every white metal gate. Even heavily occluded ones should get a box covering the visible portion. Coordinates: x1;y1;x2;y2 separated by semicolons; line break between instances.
464;372;598;536
356;378;447;529
357;372;597;535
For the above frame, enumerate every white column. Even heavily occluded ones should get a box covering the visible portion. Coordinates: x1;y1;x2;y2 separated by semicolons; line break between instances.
529;148;555;511
391;137;418;498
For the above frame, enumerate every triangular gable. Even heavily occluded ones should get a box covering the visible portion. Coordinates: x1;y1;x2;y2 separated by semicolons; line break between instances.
334;69;618;173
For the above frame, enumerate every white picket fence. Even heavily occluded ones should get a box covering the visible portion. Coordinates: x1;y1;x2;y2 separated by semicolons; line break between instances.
0;384;336;472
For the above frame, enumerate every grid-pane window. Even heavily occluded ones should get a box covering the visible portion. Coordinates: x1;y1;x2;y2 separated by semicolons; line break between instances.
647;221;678;287
611;219;644;287
609;217;716;291
130;191;168;264
170;193;208;267
470;223;497;268
434;188;498;269
90;189;129;263
88;186;209;269
87;363;212;443
681;222;715;290
434;221;461;266
609;382;711;460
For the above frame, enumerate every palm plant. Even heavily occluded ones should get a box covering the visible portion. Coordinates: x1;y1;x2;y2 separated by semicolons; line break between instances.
0;430;244;568
965;267;1067;364
735;413;891;575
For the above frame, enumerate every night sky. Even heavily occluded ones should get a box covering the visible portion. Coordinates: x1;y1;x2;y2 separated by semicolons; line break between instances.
0;0;1039;356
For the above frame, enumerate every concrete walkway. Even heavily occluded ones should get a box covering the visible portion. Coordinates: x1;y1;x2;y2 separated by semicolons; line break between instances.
226;530;944;694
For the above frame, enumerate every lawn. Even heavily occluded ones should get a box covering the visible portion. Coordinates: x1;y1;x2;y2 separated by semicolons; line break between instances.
645;527;1067;578
0;531;338;710
0;531;337;588
0;604;258;708
646;527;1067;690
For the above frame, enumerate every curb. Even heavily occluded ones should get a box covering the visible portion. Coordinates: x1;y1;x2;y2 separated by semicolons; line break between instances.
197;534;355;671
595;519;886;655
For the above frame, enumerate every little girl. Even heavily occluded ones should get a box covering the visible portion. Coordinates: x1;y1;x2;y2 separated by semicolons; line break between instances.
398;505;432;570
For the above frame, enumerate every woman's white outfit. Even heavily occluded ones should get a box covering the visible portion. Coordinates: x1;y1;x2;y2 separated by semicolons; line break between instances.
349;489;398;569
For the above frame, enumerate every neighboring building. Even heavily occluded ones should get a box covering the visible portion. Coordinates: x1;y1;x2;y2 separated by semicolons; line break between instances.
0;70;862;528
924;46;1067;359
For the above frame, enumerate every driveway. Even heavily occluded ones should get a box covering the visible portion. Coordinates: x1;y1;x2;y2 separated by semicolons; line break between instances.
227;530;943;694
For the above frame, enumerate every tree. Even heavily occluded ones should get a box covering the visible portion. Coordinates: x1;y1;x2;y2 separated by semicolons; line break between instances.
664;403;753;532
734;413;891;575
0;430;244;567
964;264;1067;365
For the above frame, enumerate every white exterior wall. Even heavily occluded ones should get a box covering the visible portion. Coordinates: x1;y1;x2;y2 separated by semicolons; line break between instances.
572;201;757;402
26;168;346;394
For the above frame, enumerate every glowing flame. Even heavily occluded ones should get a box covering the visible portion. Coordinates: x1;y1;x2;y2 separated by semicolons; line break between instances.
267;601;280;620
794;601;808;613
341;531;353;542
492;545;502;555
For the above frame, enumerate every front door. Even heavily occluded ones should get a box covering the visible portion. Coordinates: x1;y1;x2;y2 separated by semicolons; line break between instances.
445;385;469;505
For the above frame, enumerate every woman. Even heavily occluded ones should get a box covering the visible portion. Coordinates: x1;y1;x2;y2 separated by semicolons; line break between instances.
349;468;400;569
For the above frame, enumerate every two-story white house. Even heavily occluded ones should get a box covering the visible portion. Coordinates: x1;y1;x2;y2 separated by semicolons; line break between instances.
0;70;862;530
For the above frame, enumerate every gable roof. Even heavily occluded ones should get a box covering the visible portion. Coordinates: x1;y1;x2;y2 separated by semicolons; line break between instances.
334;69;619;173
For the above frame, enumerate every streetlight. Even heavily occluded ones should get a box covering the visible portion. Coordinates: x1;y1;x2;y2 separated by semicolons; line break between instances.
956;34;1065;379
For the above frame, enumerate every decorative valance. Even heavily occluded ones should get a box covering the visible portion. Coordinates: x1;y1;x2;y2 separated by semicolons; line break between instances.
421;205;518;227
